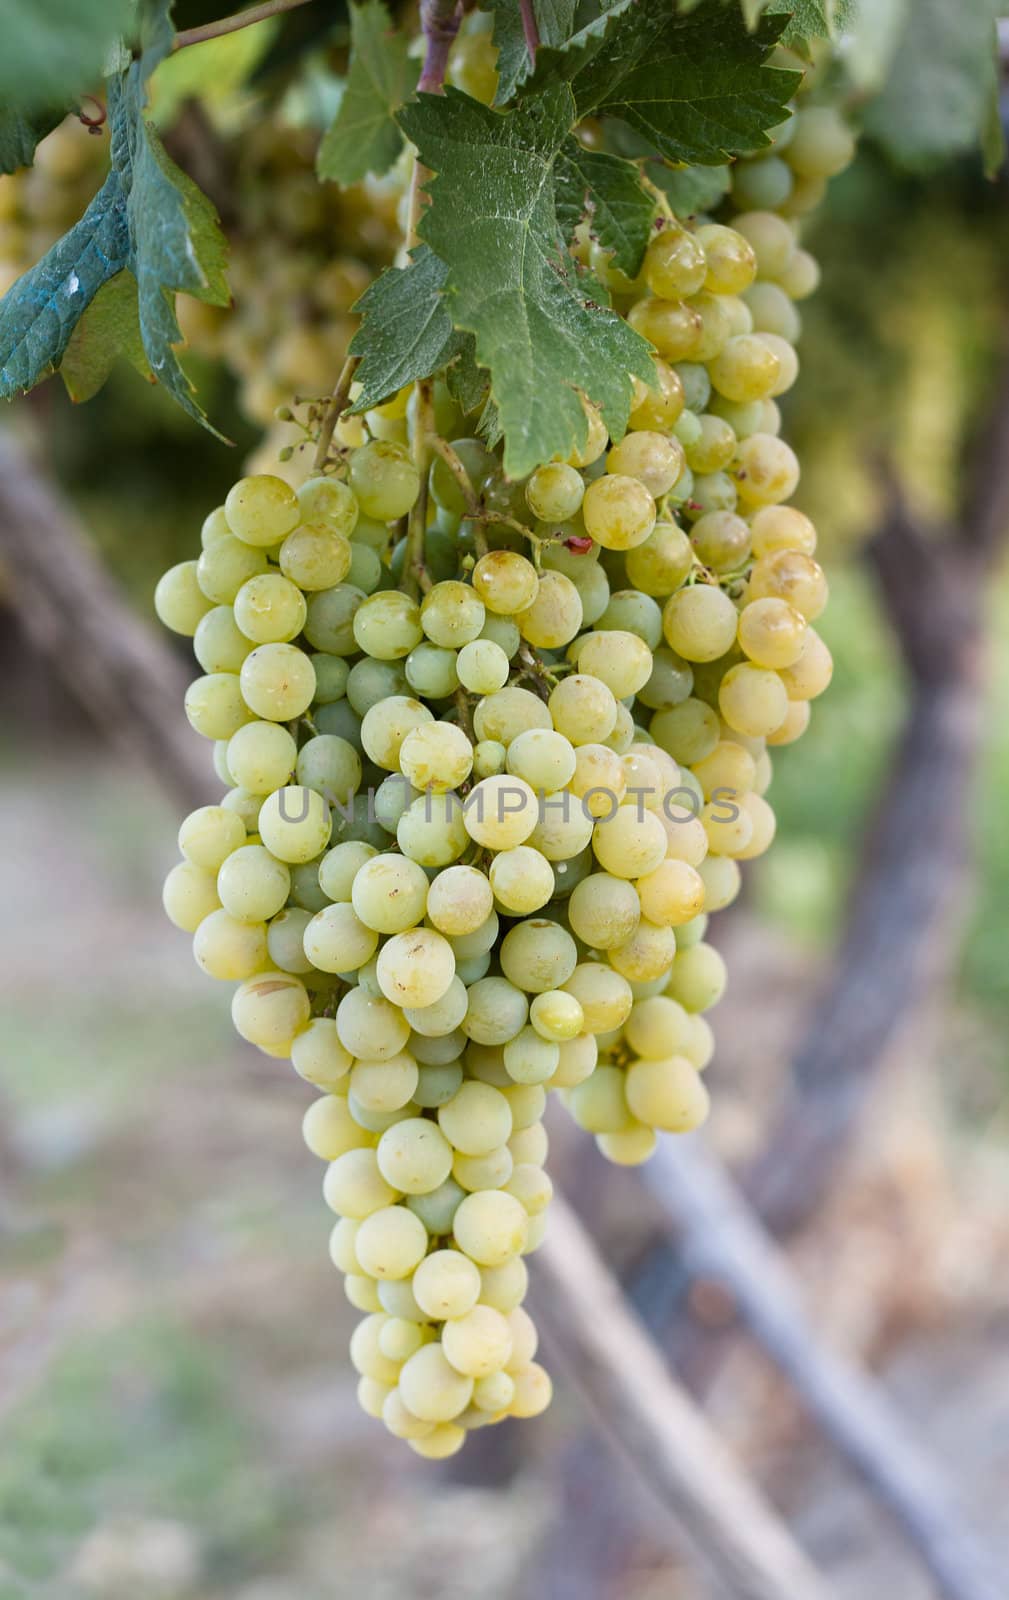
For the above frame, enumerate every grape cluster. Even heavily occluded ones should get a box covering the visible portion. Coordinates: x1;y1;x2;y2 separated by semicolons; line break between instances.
155;95;853;1451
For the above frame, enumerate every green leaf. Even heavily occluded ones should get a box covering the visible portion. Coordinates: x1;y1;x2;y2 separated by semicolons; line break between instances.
554;140;656;276
531;0;800;166
400;85;653;478
765;0;858;47
654;161;731;215
317;0;418;185
0;173;131;394
348;245;462;413
862;0;1002;171
0;6;230;428
60;270;152;401
0;0;134;117
490;0;579;104
445;336;491;416
0;107;63;175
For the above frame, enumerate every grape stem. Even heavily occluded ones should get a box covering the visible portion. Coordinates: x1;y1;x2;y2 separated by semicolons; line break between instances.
405;379;435;598
312;354;360;473
173;0;315;51
417;0;463;93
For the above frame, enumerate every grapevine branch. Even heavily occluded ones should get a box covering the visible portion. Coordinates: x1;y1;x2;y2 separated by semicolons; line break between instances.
173;0;316;52
417;0;463;93
311;354;360;474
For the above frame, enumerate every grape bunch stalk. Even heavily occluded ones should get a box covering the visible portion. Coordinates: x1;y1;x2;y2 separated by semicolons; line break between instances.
155;87;854;1456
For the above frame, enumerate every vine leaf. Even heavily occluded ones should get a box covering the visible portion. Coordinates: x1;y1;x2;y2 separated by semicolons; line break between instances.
0;0;134;118
862;0;1004;173
0;1;230;427
554;141;656;277
764;0;859;47
530;0;799;165
317;0;418;185
399;85;653;479
488;0;579;105
348;245;463;413
0;107;64;175
61;270;152;401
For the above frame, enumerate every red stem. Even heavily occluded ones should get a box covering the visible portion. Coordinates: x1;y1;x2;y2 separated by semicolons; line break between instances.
418;0;463;93
520;0;540;60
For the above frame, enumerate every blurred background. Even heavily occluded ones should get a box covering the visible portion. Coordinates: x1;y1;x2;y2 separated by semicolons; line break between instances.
3;6;1009;1598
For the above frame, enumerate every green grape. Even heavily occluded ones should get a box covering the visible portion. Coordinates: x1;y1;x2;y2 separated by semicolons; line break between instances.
637;645;694;711
643;225;707;299
691;510;752;573
662;585;738;662
185;673;252;740
456;639;509;694
315;699;364;744
506;729;576;793
305;901;380;974
289;858;331;913
348;440;421;521
786;105;855;179
744;281;801;344
319;840;378;901
354;591;424;660
405;642;460;699
499;919;577;995
280;523;353;590
624;523;694;598
453;1189;528;1267
258;785;332;863
567;872;640;950
597;589;663;650
297;475;360;536
267;906;316;973
220;786;263;833
155;560;214;635
162;860;221;932
217;843;290;922
225;474;301;547
629;359;686;432
526;462;584;522
747;549;827;620
732;155;793;212
351;852;430;935
194;606;255;674
397;792;469;867
405;975;469;1038
346;658;408;718
310;653;351;704
227;719;300;796
582;474;656;552
361;695;433;769
420;581;486;648
304;585;367;655
375;1118;454;1195
489;846;555;916
547;674;617;746
377;928;457;1010
576;629;653;699
708;334;781;403
413;1062;465;1107
239;643;316;721
625;1054;710;1133
733;211;796;279
696;223;757;296
178;804;246;871
292;1020;354;1092
196;536;272;607
399;722;474;793
193;908;269;981
346;541;384;593
296;734;362;805
473;686;552;745
406;1177;466;1235
232;971;311;1051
